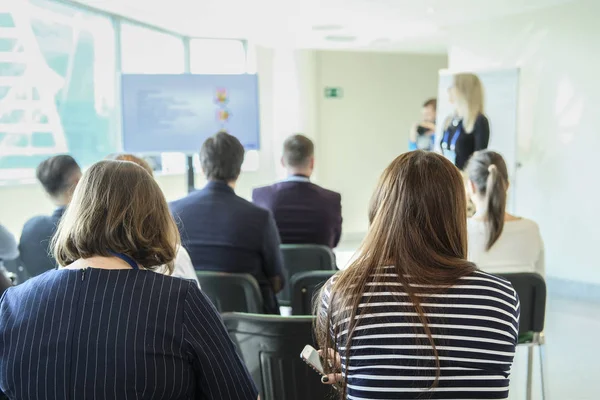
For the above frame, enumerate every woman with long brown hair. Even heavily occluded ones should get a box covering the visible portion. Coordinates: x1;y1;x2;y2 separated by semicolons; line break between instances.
466;150;545;275
316;151;519;400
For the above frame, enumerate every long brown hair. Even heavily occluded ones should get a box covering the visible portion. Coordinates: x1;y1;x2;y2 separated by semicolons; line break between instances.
315;151;476;398
466;150;509;250
52;160;180;272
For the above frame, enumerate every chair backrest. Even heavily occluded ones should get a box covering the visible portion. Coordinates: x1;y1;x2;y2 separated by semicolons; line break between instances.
196;271;263;314
498;272;546;334
222;313;332;400
290;270;336;316
279;244;336;304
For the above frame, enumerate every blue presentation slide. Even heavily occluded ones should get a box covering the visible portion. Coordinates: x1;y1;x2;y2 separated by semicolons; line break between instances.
121;74;260;153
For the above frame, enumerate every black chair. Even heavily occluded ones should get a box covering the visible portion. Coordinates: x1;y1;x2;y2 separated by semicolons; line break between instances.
196;271;263;313
291;270;336;315
222;313;331;400
498;272;547;400
278;244;336;306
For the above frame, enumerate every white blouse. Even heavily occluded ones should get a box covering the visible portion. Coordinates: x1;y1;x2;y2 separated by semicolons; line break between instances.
467;217;545;276
157;246;201;287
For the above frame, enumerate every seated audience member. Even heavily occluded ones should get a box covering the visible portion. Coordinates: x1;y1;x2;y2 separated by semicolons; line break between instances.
171;132;285;314
105;153;200;287
0;225;16;294
0;160;258;399
316;151;519;399
19;155;81;276
409;98;437;151
466;150;545;275
252;134;342;248
0;225;18;262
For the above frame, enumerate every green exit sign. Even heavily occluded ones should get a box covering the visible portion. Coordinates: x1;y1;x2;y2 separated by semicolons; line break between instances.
324;87;343;98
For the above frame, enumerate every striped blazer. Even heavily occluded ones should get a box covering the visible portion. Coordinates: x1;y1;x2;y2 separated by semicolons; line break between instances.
0;268;258;399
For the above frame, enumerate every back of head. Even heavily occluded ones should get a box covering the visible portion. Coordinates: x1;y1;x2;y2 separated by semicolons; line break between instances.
200;131;245;182
105;153;153;176
422;98;437;111
366;151;472;274
283;134;314;168
36;155;81;199
453;73;484;132
466;150;509;250
52;160;179;272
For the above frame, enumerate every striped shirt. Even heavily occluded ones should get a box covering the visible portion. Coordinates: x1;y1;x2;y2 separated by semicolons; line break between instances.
0;268;258;400
320;268;520;400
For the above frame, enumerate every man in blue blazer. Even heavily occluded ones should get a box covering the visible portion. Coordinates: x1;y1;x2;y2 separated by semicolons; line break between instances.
19;155;81;277
171;131;285;314
253;134;342;248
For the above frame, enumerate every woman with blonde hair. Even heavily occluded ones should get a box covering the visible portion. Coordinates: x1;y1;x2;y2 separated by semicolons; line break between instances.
441;73;490;170
105;153;200;286
316;151;519;400
0;160;258;399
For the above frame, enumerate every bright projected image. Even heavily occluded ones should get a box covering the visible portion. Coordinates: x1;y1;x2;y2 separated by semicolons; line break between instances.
121;74;260;153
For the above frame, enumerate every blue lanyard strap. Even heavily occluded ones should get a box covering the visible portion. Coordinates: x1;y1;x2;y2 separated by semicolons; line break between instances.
442;121;462;150
108;251;139;270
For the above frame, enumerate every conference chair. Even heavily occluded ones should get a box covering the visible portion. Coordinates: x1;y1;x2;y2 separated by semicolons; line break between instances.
196;271;263;313
222;313;332;400
498;272;547;400
290;270;336;315
278;244;336;306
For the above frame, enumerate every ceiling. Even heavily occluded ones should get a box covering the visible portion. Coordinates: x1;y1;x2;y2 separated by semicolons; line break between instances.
73;0;577;53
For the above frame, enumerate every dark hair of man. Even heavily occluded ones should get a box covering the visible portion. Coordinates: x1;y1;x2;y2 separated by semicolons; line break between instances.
283;134;314;168
199;131;245;182
36;155;81;197
423;98;437;111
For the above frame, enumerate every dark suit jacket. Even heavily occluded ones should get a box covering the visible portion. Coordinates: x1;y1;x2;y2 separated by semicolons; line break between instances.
252;178;342;248
170;181;285;314
18;207;65;277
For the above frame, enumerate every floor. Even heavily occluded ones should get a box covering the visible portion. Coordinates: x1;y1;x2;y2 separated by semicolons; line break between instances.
333;247;600;400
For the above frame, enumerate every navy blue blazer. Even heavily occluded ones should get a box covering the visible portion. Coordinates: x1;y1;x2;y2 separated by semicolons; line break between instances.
0;268;258;399
18;206;65;277
252;178;342;248
170;181;285;314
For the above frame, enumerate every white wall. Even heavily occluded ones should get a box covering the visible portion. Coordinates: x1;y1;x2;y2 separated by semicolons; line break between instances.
447;0;600;284
315;51;448;236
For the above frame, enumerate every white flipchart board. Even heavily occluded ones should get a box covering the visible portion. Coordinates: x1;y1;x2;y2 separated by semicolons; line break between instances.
435;68;520;212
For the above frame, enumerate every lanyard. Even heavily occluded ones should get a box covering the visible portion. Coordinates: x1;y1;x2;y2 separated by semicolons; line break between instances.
109;251;139;270
442;120;462;151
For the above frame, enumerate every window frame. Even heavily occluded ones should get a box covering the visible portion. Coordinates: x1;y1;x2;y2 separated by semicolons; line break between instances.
0;0;252;185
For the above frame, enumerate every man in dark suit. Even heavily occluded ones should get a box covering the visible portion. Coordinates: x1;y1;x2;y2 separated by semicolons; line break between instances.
19;155;81;277
171;131;285;314
253;134;342;248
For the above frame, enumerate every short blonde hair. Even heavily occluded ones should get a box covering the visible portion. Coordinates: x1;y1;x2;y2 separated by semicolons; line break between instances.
52;160;179;272
453;73;484;133
105;153;153;176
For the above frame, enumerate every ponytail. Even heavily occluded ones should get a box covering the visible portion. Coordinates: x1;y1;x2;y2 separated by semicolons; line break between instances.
484;164;507;250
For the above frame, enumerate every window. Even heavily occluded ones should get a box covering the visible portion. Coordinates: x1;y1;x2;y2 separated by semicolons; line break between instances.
190;39;246;74
120;23;185;74
0;0;117;183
